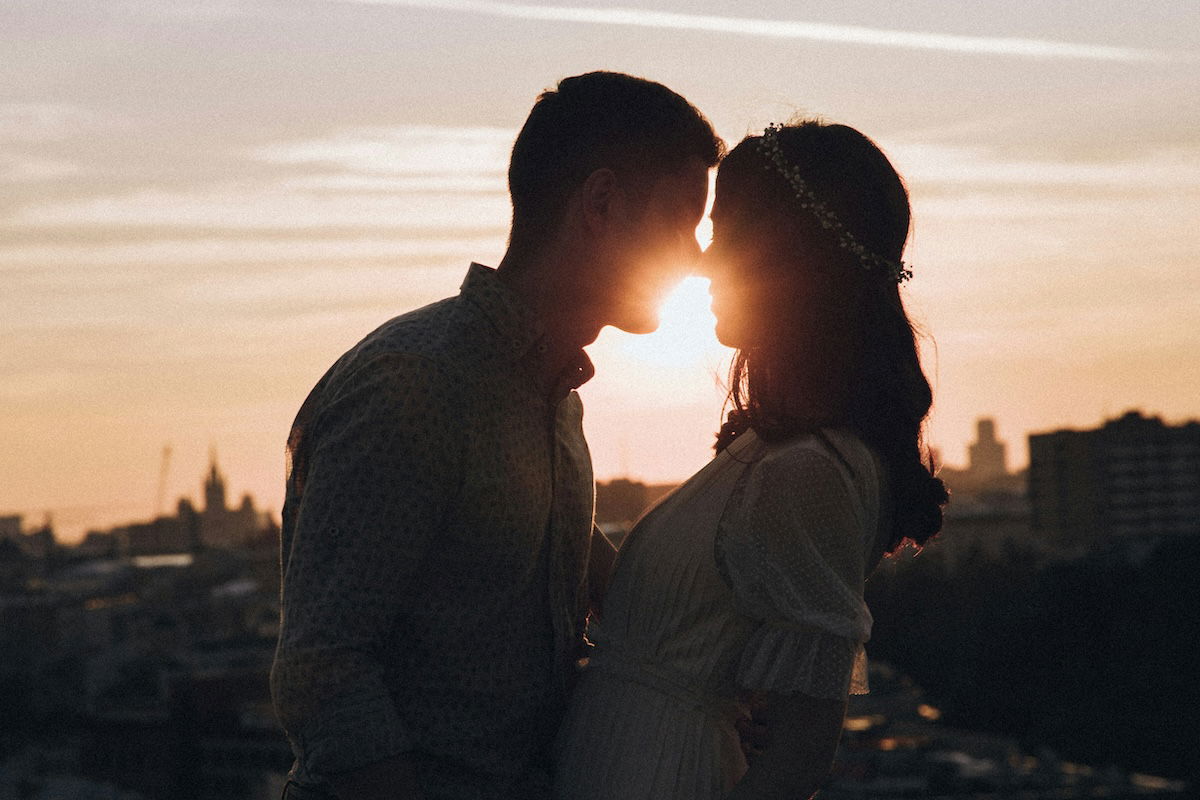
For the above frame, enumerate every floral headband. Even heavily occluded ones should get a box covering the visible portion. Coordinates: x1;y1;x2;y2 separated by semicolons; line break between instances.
755;123;913;284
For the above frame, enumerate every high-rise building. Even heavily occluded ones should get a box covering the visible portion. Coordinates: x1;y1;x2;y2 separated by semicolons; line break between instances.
967;418;1007;485
938;417;1023;495
1028;411;1200;545
199;452;262;549
205;448;228;516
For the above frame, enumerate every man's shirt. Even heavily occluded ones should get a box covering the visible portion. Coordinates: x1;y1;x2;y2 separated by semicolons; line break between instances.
271;264;596;798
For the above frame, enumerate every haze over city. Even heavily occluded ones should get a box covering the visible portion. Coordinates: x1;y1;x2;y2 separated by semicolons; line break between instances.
3;0;1198;542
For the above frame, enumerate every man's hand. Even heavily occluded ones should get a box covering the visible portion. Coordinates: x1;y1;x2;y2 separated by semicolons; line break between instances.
736;690;770;763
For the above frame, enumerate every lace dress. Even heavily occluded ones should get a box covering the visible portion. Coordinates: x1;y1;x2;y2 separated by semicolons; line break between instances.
554;429;888;800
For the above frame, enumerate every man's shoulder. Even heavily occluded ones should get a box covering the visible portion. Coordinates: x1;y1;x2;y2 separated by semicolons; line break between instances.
351;294;463;366
321;290;503;389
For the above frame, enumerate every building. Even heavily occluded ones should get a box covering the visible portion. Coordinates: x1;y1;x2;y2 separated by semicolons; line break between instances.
938;417;1025;496
108;454;271;556
0;514;22;541
967;418;1007;485
1028;410;1200;546
0;513;59;560
114;500;200;557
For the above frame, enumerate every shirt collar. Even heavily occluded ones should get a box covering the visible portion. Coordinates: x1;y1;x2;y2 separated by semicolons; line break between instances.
460;263;596;397
550;348;596;399
460;262;545;355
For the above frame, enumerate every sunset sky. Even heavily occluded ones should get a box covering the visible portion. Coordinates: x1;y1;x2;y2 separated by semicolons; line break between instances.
3;0;1198;542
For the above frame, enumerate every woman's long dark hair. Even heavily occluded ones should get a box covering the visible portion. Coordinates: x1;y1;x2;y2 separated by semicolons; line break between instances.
713;120;947;552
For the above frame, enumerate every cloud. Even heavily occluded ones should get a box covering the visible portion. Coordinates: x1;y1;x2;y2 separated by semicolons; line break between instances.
7;125;515;230
254;124;514;177
335;0;1178;62
103;0;257;22
888;142;1200;190
6;185;511;229
281;174;505;192
0;235;505;271
0;152;79;182
0;103;110;143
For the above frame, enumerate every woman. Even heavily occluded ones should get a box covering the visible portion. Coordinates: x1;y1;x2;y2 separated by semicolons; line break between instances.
555;120;948;799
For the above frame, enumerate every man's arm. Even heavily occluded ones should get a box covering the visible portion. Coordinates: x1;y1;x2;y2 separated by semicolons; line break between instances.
272;353;462;799
587;526;617;620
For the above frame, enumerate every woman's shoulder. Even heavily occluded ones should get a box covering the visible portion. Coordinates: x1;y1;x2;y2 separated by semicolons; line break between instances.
751;428;882;504
757;428;872;471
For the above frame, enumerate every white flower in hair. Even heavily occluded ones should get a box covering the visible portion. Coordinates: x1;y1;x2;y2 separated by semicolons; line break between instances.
756;123;913;284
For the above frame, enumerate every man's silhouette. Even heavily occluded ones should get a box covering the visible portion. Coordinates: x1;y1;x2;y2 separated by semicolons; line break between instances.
271;72;722;800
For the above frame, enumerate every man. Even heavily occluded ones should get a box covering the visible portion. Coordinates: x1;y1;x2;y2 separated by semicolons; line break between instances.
271;72;722;800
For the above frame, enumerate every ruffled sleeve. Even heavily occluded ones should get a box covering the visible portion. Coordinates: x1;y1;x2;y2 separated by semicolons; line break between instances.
717;437;876;699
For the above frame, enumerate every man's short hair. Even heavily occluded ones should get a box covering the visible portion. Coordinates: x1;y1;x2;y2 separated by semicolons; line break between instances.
508;71;723;249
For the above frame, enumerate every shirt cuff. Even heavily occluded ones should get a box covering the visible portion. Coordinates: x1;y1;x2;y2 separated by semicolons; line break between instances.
294;684;414;778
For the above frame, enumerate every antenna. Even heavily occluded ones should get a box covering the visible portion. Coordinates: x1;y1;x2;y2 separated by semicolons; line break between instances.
156;444;172;518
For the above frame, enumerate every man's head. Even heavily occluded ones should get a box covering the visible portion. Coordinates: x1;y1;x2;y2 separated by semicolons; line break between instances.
507;72;723;333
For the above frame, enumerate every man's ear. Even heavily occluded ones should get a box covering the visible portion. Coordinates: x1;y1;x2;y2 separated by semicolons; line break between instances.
580;168;620;234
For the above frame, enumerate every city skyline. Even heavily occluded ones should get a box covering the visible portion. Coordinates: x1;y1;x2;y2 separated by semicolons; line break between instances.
7;408;1190;545
4;1;1198;543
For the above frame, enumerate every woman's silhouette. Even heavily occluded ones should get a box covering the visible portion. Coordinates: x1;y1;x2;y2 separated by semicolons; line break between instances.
556;120;948;799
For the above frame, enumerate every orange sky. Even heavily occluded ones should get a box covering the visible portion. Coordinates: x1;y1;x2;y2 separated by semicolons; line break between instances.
3;1;1198;542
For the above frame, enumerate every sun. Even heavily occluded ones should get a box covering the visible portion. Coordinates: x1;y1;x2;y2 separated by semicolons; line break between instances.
617;276;731;368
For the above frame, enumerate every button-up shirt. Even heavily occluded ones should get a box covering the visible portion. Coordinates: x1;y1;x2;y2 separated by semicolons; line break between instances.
271;264;596;799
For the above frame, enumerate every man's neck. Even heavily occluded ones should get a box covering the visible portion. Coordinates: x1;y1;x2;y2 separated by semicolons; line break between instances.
496;248;605;363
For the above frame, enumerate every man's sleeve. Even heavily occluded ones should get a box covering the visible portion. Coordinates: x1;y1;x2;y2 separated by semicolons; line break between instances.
270;352;463;777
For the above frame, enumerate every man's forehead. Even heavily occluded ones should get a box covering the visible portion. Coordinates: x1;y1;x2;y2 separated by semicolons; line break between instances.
654;158;710;208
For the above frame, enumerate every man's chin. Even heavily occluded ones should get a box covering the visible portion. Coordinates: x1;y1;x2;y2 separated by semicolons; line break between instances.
610;311;661;335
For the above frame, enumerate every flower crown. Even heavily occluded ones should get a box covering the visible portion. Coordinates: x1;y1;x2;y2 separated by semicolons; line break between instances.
755;123;913;284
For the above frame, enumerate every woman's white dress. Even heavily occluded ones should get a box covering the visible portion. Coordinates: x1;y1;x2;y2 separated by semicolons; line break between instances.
554;429;889;800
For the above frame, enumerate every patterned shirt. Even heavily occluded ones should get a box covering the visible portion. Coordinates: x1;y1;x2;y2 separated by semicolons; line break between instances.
271;264;596;799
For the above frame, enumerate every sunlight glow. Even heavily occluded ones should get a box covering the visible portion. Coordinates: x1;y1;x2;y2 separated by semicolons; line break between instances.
618;276;730;368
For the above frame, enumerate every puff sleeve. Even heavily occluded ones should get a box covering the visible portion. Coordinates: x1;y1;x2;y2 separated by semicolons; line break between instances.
717;441;874;699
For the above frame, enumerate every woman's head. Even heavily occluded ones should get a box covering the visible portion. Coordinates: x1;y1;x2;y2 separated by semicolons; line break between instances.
706;121;910;350
705;119;947;551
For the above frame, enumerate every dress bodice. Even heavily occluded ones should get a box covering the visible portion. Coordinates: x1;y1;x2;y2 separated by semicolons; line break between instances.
555;428;887;800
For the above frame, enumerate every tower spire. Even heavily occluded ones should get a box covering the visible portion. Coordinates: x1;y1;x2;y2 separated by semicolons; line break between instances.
204;445;227;514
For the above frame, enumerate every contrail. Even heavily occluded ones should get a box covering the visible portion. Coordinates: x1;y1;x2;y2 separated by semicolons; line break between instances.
337;0;1174;63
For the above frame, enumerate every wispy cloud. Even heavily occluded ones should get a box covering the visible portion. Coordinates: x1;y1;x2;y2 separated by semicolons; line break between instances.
336;0;1177;62
5;185;511;229
7;125;514;230
0;236;505;271
0;102;111;143
0;152;79;182
254;125;513;177
889;143;1200;189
